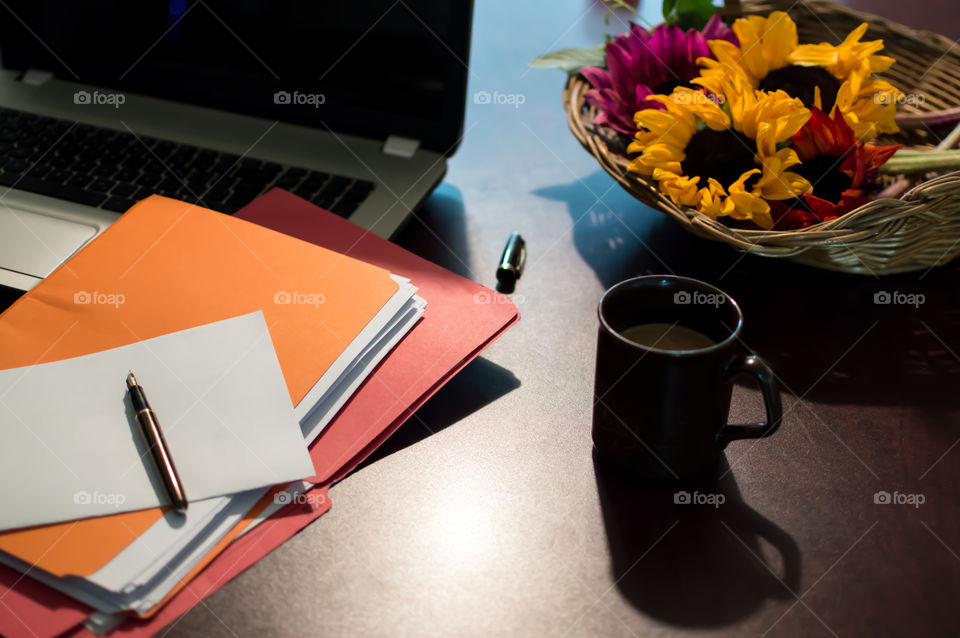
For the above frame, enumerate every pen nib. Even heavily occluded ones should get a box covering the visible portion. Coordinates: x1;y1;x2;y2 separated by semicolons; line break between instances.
127;372;138;388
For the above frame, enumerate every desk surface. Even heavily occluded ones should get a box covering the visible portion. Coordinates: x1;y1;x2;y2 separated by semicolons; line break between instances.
46;1;960;636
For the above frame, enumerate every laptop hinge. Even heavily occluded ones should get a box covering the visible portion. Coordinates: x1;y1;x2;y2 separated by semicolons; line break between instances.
382;135;420;159
21;69;54;86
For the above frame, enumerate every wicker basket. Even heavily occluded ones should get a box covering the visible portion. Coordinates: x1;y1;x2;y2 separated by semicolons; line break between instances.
564;0;960;274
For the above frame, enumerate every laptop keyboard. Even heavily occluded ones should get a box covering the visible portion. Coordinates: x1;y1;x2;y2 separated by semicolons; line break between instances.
0;106;376;216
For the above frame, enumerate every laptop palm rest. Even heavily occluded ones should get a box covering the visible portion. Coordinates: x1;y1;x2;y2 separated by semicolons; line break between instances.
0;208;96;278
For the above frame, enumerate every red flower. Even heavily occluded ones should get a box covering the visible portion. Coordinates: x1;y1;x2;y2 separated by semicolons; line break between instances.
771;108;901;229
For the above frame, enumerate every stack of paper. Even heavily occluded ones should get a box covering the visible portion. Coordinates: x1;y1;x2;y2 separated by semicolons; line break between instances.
0;196;425;621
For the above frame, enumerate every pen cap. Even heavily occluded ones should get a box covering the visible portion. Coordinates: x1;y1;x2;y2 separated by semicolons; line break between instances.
496;233;526;289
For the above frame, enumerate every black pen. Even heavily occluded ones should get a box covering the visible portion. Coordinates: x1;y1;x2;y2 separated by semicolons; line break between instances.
127;372;188;512
496;232;526;293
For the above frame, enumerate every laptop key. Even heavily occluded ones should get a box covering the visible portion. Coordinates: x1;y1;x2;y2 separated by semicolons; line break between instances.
299;175;327;189
204;185;231;201
0;173;107;207
312;196;336;210
24;163;51;178
315;179;350;200
341;180;374;200
274;174;301;189
112;182;137;197
292;184;318;199
92;163;119;179
115;168;140;182
49;155;74;169
6;159;29;173
188;169;213;184
330;199;360;217
88;178;116;193
101;197;138;213
194;150;218;165
135;172;163;187
70;159;97;175
67;174;92;188
45;168;72;183
121;155;148;170
225;191;256;209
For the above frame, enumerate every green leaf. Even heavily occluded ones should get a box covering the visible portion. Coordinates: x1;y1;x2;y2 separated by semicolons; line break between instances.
604;0;639;15
882;150;960;174
664;0;716;30
528;46;606;74
662;0;678;22
602;0;653;28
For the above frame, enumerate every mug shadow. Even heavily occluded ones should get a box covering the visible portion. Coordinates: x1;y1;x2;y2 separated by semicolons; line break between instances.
594;451;800;628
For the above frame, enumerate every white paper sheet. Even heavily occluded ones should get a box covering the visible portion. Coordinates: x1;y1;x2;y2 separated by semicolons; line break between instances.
0;312;314;531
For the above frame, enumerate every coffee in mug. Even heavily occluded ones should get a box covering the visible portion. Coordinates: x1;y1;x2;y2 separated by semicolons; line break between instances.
619;323;715;351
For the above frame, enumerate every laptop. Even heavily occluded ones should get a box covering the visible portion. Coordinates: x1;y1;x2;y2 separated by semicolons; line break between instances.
0;1;473;291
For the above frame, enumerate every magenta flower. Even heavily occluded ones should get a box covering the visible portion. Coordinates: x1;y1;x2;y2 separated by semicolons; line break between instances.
581;15;738;134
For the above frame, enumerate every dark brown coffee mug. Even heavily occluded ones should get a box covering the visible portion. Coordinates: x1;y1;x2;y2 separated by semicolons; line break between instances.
592;275;782;480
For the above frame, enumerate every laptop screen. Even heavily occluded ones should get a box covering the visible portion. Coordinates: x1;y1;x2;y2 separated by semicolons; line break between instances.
0;1;472;153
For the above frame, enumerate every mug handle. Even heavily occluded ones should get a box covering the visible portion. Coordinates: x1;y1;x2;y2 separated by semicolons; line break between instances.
717;355;782;447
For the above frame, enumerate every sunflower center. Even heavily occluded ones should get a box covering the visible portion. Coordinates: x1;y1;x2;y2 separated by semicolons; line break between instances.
651;79;694;96
682;129;757;189
793;154;850;202
759;65;840;113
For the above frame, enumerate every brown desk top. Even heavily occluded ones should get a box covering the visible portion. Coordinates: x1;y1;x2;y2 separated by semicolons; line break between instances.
169;3;960;637
4;1;957;636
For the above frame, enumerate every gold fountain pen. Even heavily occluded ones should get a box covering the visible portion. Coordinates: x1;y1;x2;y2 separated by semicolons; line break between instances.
127;372;188;512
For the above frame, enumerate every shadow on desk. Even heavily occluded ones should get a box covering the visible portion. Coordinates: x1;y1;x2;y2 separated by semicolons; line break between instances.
394;183;475;281
358;356;521;468
532;170;740;290
720;261;960;410
535;171;960;409
0;285;24;313
594;451;800;628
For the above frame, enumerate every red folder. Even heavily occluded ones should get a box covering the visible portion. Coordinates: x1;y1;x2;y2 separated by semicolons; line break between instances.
0;189;519;638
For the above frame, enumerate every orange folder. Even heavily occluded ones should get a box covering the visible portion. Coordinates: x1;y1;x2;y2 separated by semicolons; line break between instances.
0;195;401;577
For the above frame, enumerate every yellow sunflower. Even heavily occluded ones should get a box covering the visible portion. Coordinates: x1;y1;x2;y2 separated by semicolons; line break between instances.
695;11;902;141
627;86;812;229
